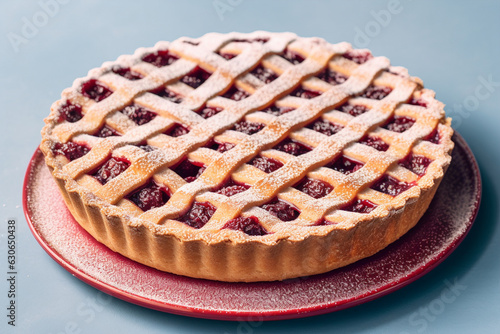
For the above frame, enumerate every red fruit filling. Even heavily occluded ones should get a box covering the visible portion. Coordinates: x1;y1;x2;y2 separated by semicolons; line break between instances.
317;68;348;85
424;128;440;144
250;156;283;173
261;104;295;116
282;48;305;65
142;49;178;67
307;119;343;136
409;97;428;108
399;154;432;176
223;216;268;236
165;123;190;137
222;85;250;101
294;178;333;199
180;66;212;89
274;139;311;156
58;101;83;123
81;80;113;102
216;179;250;197
95;125;119;138
153;87;183;103
371;175;414;196
120;104;157;125
251;65;278;84
316;219;337;226
342;50;373;64
52;142;89;161
340;103;369;117
233;121;265;135
261;198;300;221
197;105;223;119
111;66;143;81
384;115;415;133
210;141;236;153
173;159;205;182
92;157;130;184
359;135;389;151
126;180;169;211
361;85;392;100
341;198;377;213
291;86;321;99
327;155;364;175
178;202;216;229
218;52;237;60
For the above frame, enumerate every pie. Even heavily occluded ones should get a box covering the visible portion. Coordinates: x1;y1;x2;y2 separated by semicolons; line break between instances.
40;31;453;282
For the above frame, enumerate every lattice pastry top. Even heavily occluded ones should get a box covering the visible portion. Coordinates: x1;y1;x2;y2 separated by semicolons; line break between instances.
40;31;453;281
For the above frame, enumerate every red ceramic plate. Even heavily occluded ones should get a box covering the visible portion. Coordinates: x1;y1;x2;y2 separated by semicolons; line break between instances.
23;133;481;321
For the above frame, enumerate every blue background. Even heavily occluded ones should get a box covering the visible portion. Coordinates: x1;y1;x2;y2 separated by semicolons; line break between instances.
1;0;499;333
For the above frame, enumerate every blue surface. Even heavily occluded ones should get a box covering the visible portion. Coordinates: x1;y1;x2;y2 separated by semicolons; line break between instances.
1;0;499;333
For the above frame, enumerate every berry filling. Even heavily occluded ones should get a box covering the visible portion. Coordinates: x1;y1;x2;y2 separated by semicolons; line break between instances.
165;123;190;137
80;80;113;102
58;101;83;123
384;115;416;133
424;128;440;144
111;66;143;81
153;87;183;103
126;180;169;211
197;105;223;119
180;66;212;89
216;178;250;197
340;103;369;117
359;135;390;151
210;141;235;153
291;86;321;99
408;97;428;108
307;119;343;136
261;104;295;116
95;125;119;138
250;156;283;173
251;65;278;84
399;153;432;176
274;139;311;156
173;159;205;182
342;50;373;64
52;142;89;161
120;104;157;125
218;52;237;60
371;175;414;197
233;121;265;135
361;85;392;100
223;216;268;236
261;198;300;222
178;202;216;229
222;85;250;101
327;155;364;175
317;68;348;85
316;219;337;226
341;198;377;213
142;49;178;67
294;178;333;199
282;48;305;65
92;157;130;184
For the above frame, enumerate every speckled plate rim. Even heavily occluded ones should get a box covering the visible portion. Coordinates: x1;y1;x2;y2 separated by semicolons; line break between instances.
23;133;481;321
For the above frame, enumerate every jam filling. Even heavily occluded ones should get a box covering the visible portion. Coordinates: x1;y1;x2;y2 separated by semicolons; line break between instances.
58;101;83;123
165;123;190;137
179;202;216;229
290;86;322;99
111;66;143;81
52;142;89;161
120;104;157;125
341;198;377;213
261;198;300;222
80;80;113;102
327;156;364;175
408;97;428;108
250;156;283;173
173;159;205;182
371;175;414;197
316;219;337;226
251;65;278;84
92;157;130;184
223;216;268;236
233;121;265;135
307;119;343;136
216;179;250;197
294;178;333;199
342;50;373;64
197;105;223;119
384;115;416;133
218;52;237;60
142;49;178;67
317;68;348;85
361;85;392;100
424;128;440;144
222;85;250;101
274;139;311;156
180;66;212;89
282;48;305;65
359;135;390;152
126;180;170;211
399;153;432;176
153;87;183;103
340;103;369;117
261;104;295;116
95;125;119;138
210;141;235;153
